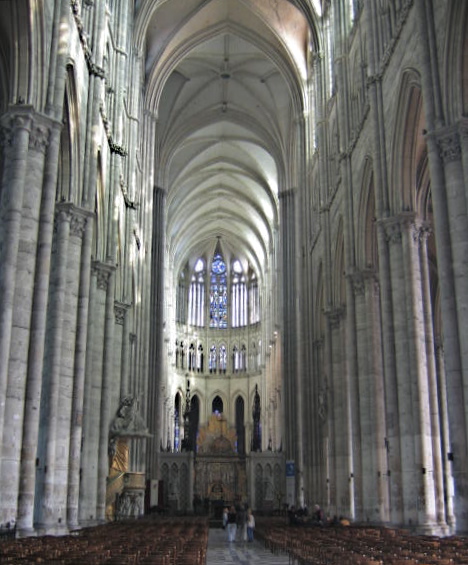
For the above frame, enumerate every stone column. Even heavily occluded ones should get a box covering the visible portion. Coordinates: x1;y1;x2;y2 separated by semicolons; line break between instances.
147;185;166;478
97;265;116;521
312;338;327;505
37;205;72;531
433;126;468;529
382;217;417;526
66;208;94;529
435;341;455;530
0;110;34;478
383;215;439;531
461;119;468;195
78;266;100;524
1;116;52;529
352;269;388;523
416;0;468;529
15;115;61;535
115;302;131;398
418;225;447;533
327;307;351;518
403;217;437;531
279;188;302;503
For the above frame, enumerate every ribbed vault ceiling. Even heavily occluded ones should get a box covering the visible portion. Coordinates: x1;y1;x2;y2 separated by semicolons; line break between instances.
136;0;319;280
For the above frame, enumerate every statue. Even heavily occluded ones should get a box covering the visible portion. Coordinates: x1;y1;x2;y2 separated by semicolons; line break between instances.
252;384;262;452
108;396;151;468
109;395;150;438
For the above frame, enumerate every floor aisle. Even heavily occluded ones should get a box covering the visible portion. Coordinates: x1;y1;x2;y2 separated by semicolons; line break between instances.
205;527;291;565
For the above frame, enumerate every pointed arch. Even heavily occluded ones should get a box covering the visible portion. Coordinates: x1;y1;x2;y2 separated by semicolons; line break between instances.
444;1;468;120
332;218;346;306
94;152;106;261
357;158;378;270
57;66;81;204
235;395;245;454
314;261;325;336
390;69;425;213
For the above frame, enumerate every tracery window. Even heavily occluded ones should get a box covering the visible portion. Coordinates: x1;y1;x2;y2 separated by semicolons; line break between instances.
188;259;205;327
179;243;260;330
249;273;259;324
188;343;196;371
210;252;227;328
231;260;247;327
209;345;217;373
174;393;181;452
197;344;204;372
219;344;227;373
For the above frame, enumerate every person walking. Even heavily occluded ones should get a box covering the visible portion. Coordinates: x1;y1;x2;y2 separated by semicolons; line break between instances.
227;506;237;542
247;508;255;542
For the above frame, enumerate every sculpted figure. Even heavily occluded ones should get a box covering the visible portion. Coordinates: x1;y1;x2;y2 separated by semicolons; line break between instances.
109;395;149;437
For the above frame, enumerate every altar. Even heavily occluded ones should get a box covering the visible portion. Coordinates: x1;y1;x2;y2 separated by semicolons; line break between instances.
193;414;247;513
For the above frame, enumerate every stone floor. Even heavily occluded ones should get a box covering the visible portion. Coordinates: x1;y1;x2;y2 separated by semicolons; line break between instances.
205;527;290;564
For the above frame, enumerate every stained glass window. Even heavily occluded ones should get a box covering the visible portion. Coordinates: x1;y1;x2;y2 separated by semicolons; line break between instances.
210;251;227;328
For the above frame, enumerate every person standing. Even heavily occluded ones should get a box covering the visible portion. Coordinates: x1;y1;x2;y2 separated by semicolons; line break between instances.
247;508;255;542
227;506;237;542
222;507;228;531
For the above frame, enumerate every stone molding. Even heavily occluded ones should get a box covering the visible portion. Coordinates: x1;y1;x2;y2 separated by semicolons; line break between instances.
71;0;106;79
100;103;128;156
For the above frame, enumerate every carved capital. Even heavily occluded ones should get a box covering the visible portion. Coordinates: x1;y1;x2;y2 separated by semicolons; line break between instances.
459;118;468;143
114;301;131;325
325;306;346;329
279;187;296;200
0;110;34;149
56;202;92;239
92;261;114;290
350;271;365;296
412;222;432;246
29;124;50;153
349;268;379;297
380;213;416;244
437;127;461;164
380;218;402;245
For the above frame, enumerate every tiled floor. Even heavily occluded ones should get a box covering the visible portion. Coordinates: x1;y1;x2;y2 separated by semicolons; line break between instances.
205;527;290;564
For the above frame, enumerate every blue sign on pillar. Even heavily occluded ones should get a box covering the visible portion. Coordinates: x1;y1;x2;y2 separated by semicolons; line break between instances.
286;460;295;507
286;460;295;477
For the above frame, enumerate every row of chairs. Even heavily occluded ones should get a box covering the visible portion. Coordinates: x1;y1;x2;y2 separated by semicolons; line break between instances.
0;516;209;564
255;518;468;565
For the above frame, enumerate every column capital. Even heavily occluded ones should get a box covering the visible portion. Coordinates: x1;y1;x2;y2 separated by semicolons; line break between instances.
114;301;131;325
379;212;417;244
432;125;462;164
313;338;324;349
324;305;346;329
348;268;378;297
412;221;432;245
55;202;94;239
279;187;296;200
92;260;115;291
